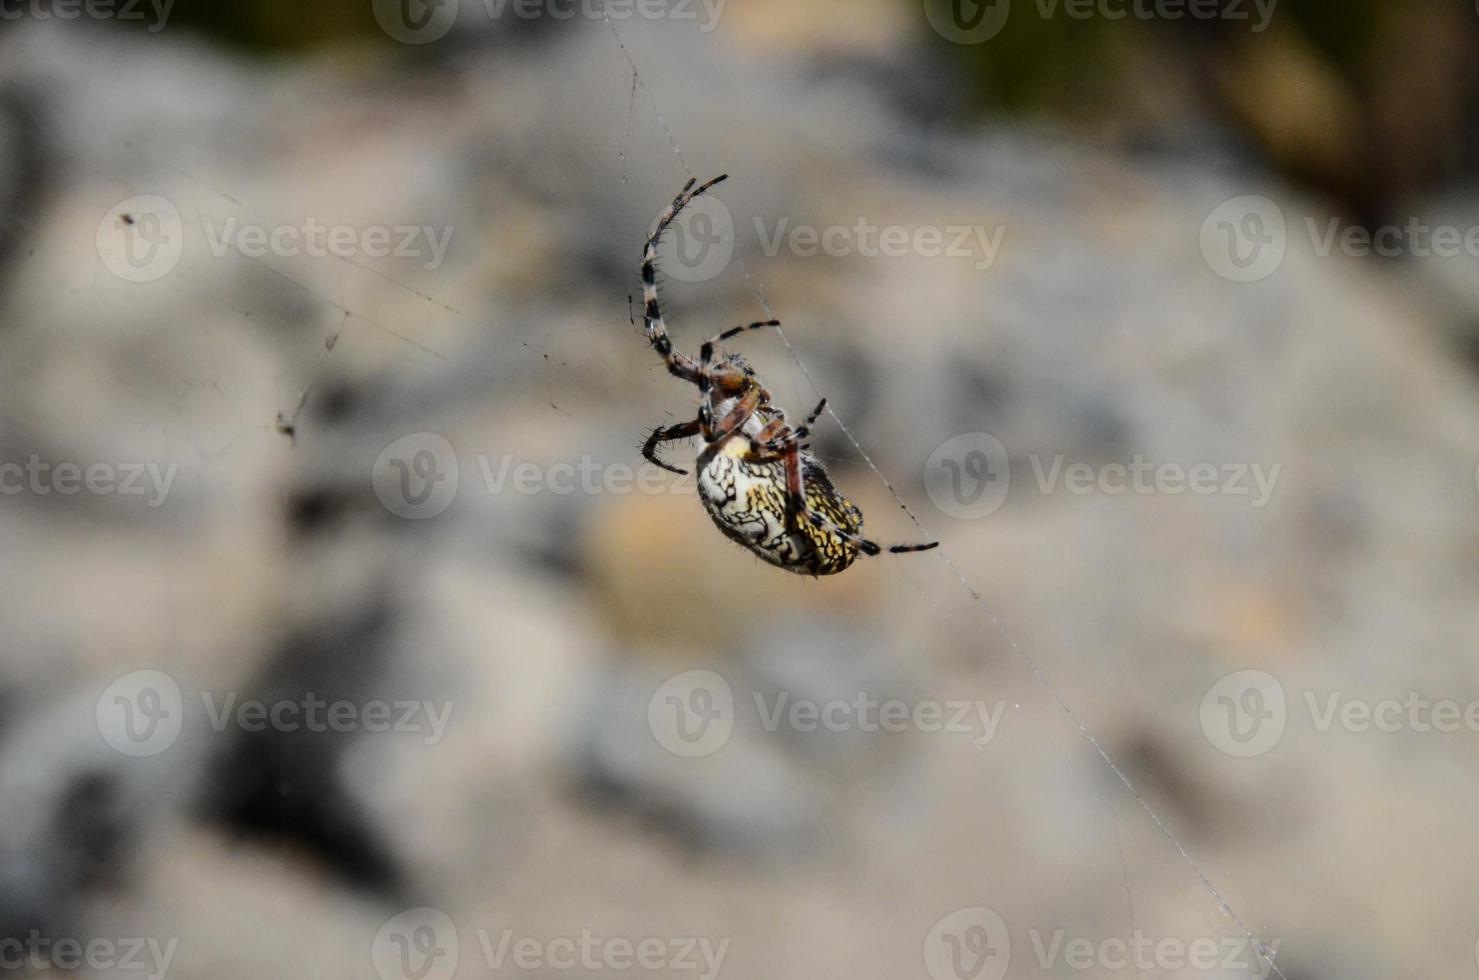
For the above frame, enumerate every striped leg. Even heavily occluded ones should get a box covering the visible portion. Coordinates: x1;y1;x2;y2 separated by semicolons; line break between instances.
801;506;940;557
641;418;702;475
701;319;780;350
757;398;825;453
641;175;729;384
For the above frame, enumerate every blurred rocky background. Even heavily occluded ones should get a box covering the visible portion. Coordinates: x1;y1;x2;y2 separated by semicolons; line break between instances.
1;0;1478;977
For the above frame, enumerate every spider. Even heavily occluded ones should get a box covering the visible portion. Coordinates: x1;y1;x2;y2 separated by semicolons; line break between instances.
637;175;938;576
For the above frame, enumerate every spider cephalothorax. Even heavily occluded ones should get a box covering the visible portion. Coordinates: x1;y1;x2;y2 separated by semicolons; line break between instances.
637;175;938;576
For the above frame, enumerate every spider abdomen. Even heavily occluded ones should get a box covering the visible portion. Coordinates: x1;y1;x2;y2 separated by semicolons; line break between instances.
697;440;862;576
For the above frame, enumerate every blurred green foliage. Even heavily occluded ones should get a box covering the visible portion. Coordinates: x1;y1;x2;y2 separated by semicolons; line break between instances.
939;0;1395;116
141;0;382;52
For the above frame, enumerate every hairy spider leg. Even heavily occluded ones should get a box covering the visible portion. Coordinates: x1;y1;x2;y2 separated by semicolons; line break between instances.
640;174;729;384
641;418;702;475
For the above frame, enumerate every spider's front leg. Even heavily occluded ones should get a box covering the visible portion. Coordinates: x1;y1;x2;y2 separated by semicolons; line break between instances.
641;175;729;385
644;389;766;477
641;418;702;475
